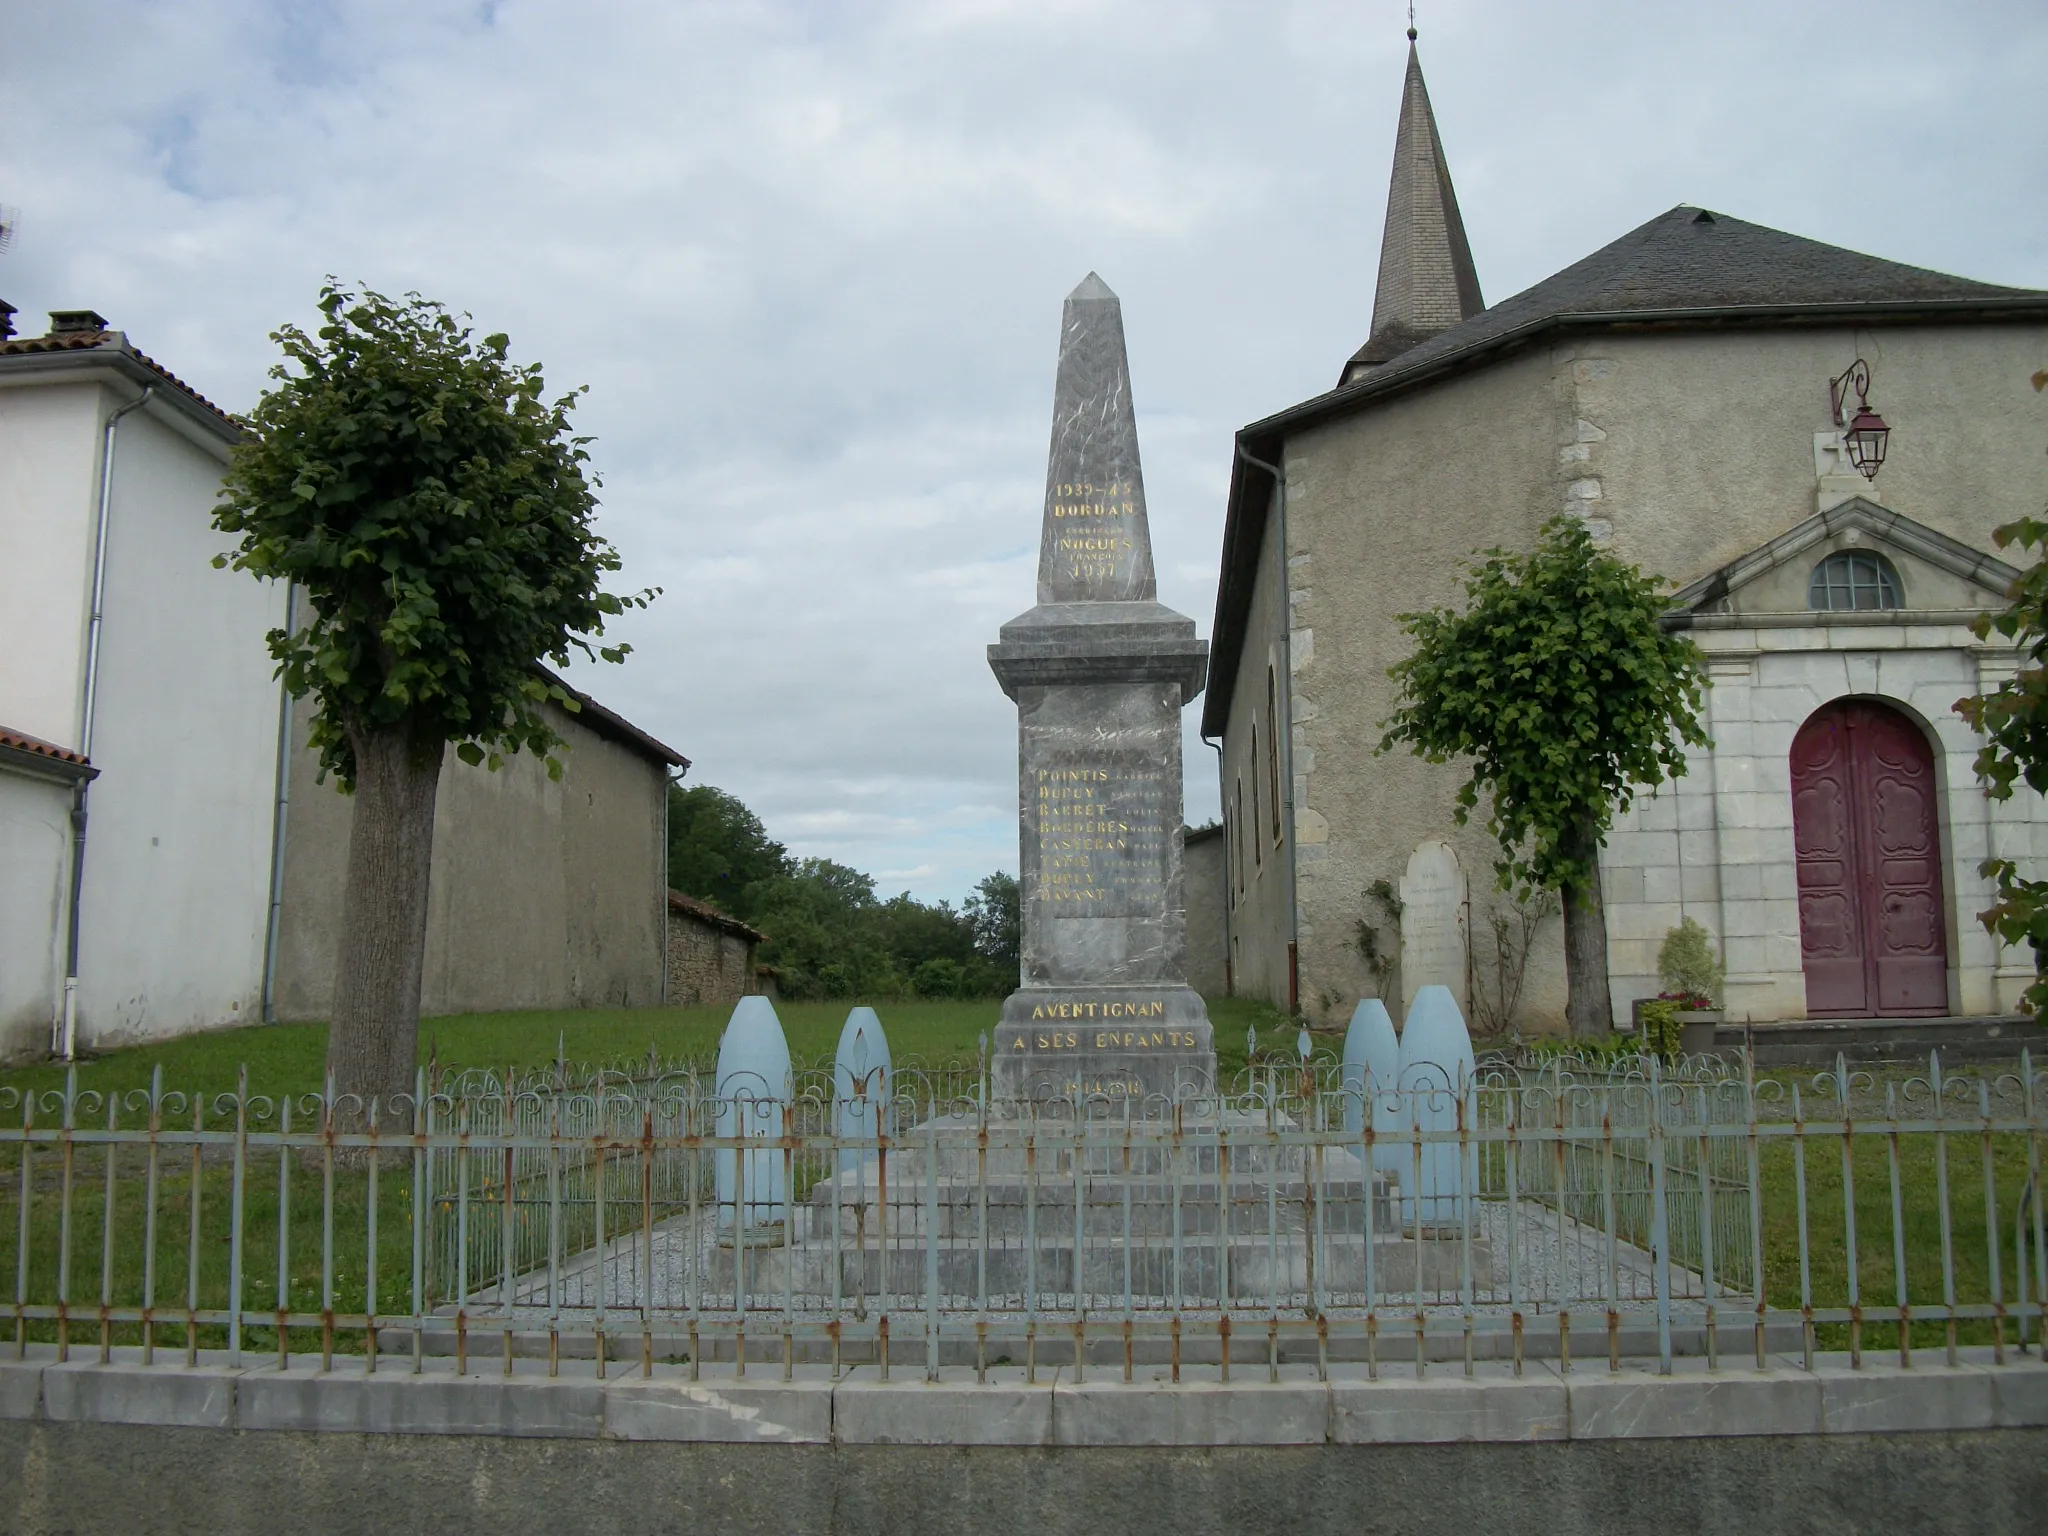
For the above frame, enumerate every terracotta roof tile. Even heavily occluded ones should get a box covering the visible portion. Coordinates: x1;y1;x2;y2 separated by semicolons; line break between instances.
0;328;244;432
667;890;767;944
0;727;96;780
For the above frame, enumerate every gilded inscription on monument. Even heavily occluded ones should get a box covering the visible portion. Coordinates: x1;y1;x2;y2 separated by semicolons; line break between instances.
1035;753;1168;919
1048;479;1140;587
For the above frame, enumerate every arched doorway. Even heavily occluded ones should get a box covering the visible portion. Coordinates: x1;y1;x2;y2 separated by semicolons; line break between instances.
1790;699;1948;1017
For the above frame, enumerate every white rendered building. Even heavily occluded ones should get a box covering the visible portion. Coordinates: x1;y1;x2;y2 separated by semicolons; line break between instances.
0;306;683;1063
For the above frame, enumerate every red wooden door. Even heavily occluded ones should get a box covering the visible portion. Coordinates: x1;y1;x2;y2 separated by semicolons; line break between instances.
1790;700;1948;1017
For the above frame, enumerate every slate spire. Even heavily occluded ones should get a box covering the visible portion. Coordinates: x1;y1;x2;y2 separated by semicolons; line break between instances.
1342;40;1483;385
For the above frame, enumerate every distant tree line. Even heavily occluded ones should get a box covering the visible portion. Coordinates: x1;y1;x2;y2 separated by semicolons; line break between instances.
667;784;1020;1001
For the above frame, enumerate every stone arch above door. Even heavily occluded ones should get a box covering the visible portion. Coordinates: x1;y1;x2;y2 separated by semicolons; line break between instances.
1789;697;1948;1018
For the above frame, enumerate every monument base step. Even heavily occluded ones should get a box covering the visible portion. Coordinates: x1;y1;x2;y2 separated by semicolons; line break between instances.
1717;1014;2037;1065
708;1233;1490;1299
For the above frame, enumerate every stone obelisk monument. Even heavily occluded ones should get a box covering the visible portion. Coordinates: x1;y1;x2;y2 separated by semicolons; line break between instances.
989;275;1215;1102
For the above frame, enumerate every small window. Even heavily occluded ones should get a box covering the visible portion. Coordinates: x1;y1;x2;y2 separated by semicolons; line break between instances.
1808;551;1902;612
1249;720;1262;868
1233;780;1246;896
1266;666;1282;844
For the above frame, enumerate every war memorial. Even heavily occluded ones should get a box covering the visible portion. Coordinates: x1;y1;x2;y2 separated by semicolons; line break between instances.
987;272;1215;1104
3;283;2045;1536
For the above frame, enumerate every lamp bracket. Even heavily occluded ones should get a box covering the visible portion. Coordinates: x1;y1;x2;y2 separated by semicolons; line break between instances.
1829;358;1873;428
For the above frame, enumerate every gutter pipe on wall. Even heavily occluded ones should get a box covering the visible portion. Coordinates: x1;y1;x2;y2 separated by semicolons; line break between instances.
1233;443;1300;1015
259;584;299;1024
58;384;154;1060
1201;732;1232;996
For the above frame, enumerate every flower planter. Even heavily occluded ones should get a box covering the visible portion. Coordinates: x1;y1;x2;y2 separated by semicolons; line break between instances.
1677;1010;1723;1057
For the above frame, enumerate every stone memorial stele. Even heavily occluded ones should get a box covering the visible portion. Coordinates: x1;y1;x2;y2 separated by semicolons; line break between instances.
988;274;1215;1102
1399;838;1468;1013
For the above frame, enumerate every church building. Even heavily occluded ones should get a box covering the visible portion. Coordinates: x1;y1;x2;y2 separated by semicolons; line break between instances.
1200;40;2048;1031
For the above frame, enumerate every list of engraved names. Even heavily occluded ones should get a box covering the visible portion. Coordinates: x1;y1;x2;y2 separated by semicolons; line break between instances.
1035;751;1168;918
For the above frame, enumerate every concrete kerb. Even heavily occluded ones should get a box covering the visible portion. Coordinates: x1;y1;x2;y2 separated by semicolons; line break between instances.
1054;1366;1329;1446
41;1349;239;1430
1330;1361;1568;1443
835;1367;1056;1445
1815;1356;2000;1434
0;1348;2042;1443
604;1364;838;1443
0;1347;53;1420
1564;1354;1824;1438
237;1353;604;1438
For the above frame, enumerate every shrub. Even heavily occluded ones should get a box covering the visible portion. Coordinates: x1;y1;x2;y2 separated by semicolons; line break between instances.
1657;918;1723;1009
912;958;965;999
1638;999;1683;1062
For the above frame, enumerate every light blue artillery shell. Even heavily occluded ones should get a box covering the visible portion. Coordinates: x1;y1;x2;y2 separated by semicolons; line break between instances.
1395;984;1476;1226
833;1006;894;1181
714;995;792;1221
1341;998;1401;1170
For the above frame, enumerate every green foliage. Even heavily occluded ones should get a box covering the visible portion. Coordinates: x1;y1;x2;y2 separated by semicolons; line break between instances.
1377;517;1709;896
662;779;1016;1002
1352;878;1404;998
1955;368;2048;1014
1523;1031;1644;1067
667;783;790;922
1636;999;1684;1063
964;871;1021;979
1656;917;1723;1008
213;282;654;787
1471;890;1557;1035
748;857;1014;1003
912;958;966;998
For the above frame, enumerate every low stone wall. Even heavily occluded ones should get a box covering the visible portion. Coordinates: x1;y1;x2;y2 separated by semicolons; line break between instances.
2;1349;2044;1534
665;892;762;1008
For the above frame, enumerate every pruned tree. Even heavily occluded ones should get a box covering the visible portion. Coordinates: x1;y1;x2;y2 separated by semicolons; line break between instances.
1955;368;2048;1013
1378;517;1708;1036
214;283;654;1110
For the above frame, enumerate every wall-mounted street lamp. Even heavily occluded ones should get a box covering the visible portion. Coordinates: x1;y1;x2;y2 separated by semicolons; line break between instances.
1829;358;1890;481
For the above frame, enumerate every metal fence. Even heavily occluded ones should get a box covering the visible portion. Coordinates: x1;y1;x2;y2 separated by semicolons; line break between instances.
5;1050;2044;1384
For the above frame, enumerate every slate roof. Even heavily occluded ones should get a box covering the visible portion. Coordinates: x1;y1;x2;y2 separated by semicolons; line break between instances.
1345;43;1483;377
1352;205;2040;390
1202;207;2048;737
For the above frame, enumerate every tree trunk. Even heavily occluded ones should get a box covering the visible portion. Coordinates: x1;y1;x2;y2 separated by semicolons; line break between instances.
328;719;444;1122
1561;824;1615;1038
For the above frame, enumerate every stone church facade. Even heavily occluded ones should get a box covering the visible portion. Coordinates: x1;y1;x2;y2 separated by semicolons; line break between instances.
1200;42;2048;1030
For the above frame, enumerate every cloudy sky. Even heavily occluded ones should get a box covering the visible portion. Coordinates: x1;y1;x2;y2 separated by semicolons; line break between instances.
5;0;2044;905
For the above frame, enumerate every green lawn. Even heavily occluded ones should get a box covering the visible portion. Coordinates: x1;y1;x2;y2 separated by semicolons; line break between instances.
0;993;1295;1102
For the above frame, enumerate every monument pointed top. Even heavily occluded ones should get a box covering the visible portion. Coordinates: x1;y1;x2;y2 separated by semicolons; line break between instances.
1033;277;1155;604
1067;272;1118;303
1341;40;1483;384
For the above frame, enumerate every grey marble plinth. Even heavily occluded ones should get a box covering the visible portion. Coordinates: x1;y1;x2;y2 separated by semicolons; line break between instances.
987;274;1215;1103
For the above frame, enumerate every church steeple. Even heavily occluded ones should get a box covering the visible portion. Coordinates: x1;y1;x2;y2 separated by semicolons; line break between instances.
1341;37;1483;386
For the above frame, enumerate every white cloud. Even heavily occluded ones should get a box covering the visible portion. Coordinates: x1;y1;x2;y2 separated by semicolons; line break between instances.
4;0;2043;903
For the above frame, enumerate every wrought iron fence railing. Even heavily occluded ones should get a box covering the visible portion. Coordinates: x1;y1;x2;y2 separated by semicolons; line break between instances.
5;1051;2044;1384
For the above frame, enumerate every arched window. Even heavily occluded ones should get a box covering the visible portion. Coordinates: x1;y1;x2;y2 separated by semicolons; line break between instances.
1266;666;1282;843
1222;804;1235;909
1249;719;1263;867
1233;779;1246;896
1808;551;1903;612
